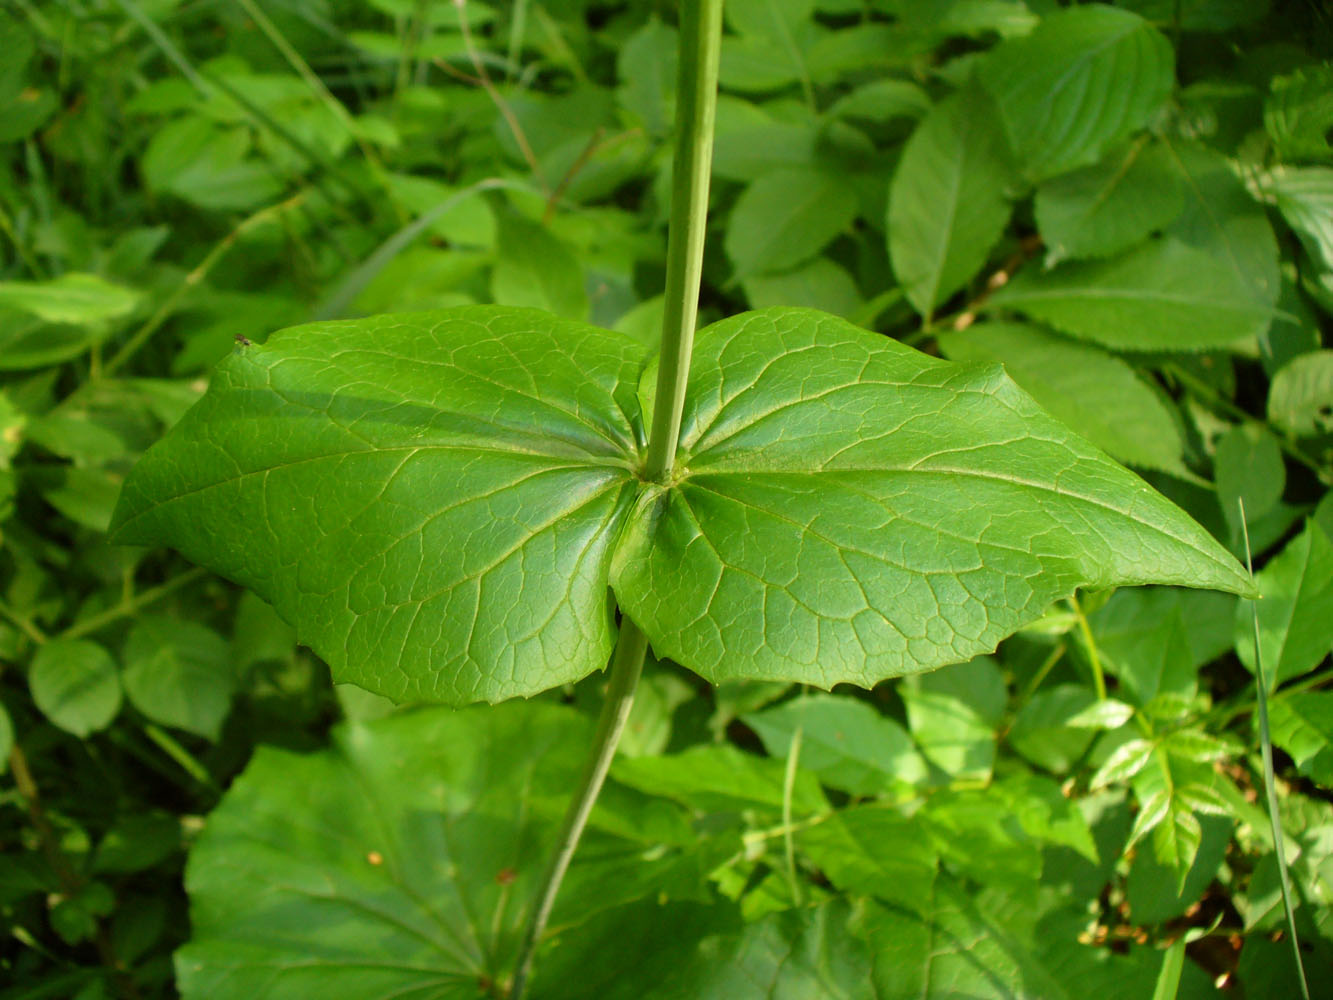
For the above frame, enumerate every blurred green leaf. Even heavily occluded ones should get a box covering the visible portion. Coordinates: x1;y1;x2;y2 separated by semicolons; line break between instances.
122;616;234;740
888;90;1014;315
28;639;122;738
979;5;1173;180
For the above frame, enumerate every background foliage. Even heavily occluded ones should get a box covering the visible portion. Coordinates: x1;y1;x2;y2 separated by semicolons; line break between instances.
1;0;1331;997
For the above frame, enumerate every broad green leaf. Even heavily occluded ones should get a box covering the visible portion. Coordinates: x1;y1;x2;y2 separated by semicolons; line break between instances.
612;309;1254;690
1267;690;1333;786
490;210;588;320
1235;521;1333;690
1089;587;1224;707
988;238;1276;351
117;306;1254;704
1034;141;1184;264
724;167;858;278
1265;64;1333;163
1268;350;1333;437
0;274;139;325
799;805;939;905
536;898;875;1000
122;617;234;740
175;701;595;999
977;5;1173;181
1264;167;1333;270
28;639;122;738
860;878;1182;1000
1161;141;1280;314
111;308;641;704
937;321;1189;476
924;775;1100;889
743;693;926;796
900;658;1005;781
888;91;1014;316
1215;422;1285;539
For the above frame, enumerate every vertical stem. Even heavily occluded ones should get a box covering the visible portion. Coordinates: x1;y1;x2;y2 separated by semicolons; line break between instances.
508;2;722;994
642;0;724;484
509;621;648;999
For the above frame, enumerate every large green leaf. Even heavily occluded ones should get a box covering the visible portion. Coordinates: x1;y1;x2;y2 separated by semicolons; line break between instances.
887;91;1014;316
173;700;635;999
978;5;1174;181
115;306;1253;704
988;238;1276;351
111;307;642;704
724;167;859;278
1034;140;1184;264
612;309;1253;688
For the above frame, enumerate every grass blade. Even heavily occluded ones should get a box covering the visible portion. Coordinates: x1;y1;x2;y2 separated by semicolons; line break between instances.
1239;497;1310;1000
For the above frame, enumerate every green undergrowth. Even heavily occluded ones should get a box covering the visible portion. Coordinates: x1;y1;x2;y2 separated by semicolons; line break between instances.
1;1;1331;998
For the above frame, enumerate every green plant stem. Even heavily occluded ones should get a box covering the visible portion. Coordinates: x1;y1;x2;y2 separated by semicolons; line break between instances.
59;567;208;642
103;194;306;378
508;4;722;993
641;0;723;484
508;619;648;999
1067;595;1108;701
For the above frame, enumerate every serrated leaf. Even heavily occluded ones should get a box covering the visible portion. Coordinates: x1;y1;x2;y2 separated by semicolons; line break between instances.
743;693;926;796
1267;691;1333;785
937;321;1189;476
112;308;641;705
988;238;1276;351
1264;166;1333;270
1092;737;1156;788
612;309;1253;690
1162;140;1280;315
724;167;858;278
1235;520;1333;690
861;876;1175;1000
888;90;1014;316
28;639;122;738
1265;64;1333;162
1034;140;1184;264
978;5;1174;181
116;306;1254;705
1268;350;1333;437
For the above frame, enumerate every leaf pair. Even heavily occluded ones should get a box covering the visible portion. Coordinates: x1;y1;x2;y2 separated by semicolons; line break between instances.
110;305;1253;704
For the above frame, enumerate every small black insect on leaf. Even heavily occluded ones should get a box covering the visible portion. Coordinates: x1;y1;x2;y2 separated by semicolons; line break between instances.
234;334;252;348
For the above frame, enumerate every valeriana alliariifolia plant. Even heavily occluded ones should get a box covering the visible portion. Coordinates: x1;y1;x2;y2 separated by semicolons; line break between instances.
109;0;1255;992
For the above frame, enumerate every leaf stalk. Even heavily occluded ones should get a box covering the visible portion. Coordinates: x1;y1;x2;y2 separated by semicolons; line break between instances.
508;1;723;994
